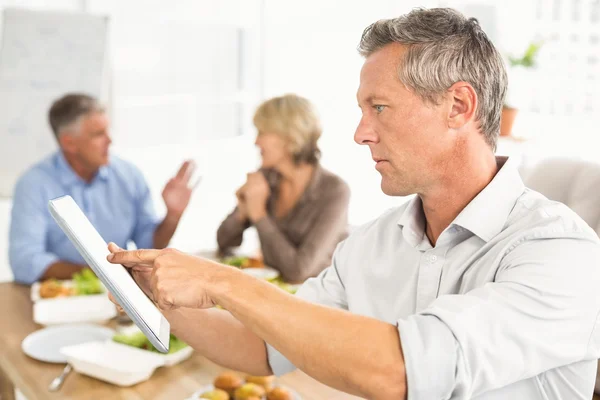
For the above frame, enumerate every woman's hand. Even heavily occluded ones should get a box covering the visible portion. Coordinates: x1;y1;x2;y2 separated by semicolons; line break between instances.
107;244;224;310
244;172;270;222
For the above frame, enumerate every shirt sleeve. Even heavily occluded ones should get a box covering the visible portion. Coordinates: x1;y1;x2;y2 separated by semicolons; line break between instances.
255;182;350;282
397;236;600;399
266;240;349;376
216;207;251;251
9;173;59;284
130;168;160;249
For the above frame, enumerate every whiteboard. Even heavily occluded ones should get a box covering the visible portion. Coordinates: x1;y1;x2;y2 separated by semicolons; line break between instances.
0;8;108;197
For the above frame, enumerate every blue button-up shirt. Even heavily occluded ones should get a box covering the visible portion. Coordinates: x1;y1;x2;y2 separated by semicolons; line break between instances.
9;151;160;284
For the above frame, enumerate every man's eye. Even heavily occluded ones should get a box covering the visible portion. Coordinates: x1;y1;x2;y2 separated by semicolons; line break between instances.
374;105;386;114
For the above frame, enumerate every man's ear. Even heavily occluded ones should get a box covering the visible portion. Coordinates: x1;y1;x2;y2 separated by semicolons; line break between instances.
58;132;77;153
447;81;477;130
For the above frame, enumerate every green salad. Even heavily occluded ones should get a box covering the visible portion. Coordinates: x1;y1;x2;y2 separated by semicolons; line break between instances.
72;268;104;295
220;256;249;268
268;276;298;294
113;331;189;354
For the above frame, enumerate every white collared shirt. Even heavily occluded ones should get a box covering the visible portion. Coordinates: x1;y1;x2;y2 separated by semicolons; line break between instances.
267;157;600;399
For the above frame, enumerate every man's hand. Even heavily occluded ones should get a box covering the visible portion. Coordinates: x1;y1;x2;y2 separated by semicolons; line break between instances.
162;160;196;218
107;244;228;311
107;243;154;301
244;172;270;222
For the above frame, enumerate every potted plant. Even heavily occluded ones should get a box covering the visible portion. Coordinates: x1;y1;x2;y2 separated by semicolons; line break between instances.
500;41;543;137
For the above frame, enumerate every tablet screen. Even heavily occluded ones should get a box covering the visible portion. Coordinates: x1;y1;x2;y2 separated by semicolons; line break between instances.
48;195;170;352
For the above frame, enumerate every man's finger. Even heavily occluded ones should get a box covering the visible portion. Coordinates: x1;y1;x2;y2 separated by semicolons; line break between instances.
107;249;161;265
108;243;141;267
108;242;122;253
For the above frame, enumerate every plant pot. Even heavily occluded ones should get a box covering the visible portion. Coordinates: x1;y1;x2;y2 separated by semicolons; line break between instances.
500;106;518;137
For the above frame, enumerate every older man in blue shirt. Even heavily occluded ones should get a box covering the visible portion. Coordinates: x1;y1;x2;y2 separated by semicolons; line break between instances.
9;93;194;284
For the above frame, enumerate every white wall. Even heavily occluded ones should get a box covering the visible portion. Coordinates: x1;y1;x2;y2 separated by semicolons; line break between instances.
0;0;425;282
0;0;264;281
2;0;598;282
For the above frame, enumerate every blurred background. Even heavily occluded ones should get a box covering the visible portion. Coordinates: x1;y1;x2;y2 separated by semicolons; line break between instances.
0;0;598;282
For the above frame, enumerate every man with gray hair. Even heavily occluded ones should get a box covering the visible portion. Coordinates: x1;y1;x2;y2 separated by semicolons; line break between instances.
9;93;196;284
107;8;600;400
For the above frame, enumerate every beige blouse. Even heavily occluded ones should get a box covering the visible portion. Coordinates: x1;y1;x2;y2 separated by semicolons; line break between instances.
216;165;350;283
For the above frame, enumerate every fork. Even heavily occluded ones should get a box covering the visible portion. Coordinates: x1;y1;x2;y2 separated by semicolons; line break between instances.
48;364;72;392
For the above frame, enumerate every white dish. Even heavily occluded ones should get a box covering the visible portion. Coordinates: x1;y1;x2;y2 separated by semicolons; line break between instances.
33;294;117;326
22;324;115;364
109;340;193;366
186;384;302;400
112;324;193;366
60;340;164;387
242;267;280;280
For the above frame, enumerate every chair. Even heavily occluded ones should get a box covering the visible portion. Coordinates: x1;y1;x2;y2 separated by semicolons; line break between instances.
521;157;600;393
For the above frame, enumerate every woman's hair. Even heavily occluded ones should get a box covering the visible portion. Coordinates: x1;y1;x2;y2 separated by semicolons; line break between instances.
253;94;322;165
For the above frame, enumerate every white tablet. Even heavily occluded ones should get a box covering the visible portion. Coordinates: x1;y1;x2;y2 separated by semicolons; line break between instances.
48;195;170;353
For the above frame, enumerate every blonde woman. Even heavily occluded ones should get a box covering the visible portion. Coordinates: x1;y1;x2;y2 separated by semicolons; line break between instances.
217;94;350;283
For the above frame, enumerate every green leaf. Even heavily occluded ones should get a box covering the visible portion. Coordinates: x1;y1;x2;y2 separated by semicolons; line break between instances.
72;268;104;295
112;331;189;354
508;41;543;68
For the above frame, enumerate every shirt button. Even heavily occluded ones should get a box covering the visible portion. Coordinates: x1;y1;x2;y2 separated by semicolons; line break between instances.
429;255;438;263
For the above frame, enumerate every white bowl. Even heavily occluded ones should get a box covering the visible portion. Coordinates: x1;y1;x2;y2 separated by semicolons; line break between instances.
60;340;164;387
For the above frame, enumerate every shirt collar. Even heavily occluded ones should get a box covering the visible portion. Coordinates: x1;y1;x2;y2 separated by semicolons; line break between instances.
398;156;525;245
55;151;109;187
397;195;426;248
451;156;525;242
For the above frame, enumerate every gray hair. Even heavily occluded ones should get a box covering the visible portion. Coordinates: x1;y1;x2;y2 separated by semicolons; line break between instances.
48;93;105;139
358;8;507;151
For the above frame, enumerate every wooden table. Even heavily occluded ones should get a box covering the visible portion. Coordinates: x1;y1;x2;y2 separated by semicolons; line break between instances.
0;282;360;400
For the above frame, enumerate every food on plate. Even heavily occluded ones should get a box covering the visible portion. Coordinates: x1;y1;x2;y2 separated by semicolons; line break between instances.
233;383;266;400
267;387;293;400
221;256;264;269
245;375;275;391
112;331;188;354
268;277;298;295
72;268;104;295
214;372;244;395
199;388;230;400
38;268;103;299
39;279;73;298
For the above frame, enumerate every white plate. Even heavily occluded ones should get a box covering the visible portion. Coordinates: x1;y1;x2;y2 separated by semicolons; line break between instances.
61;340;164;386
186;384;302;400
242;267;280;280
22;324;115;363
